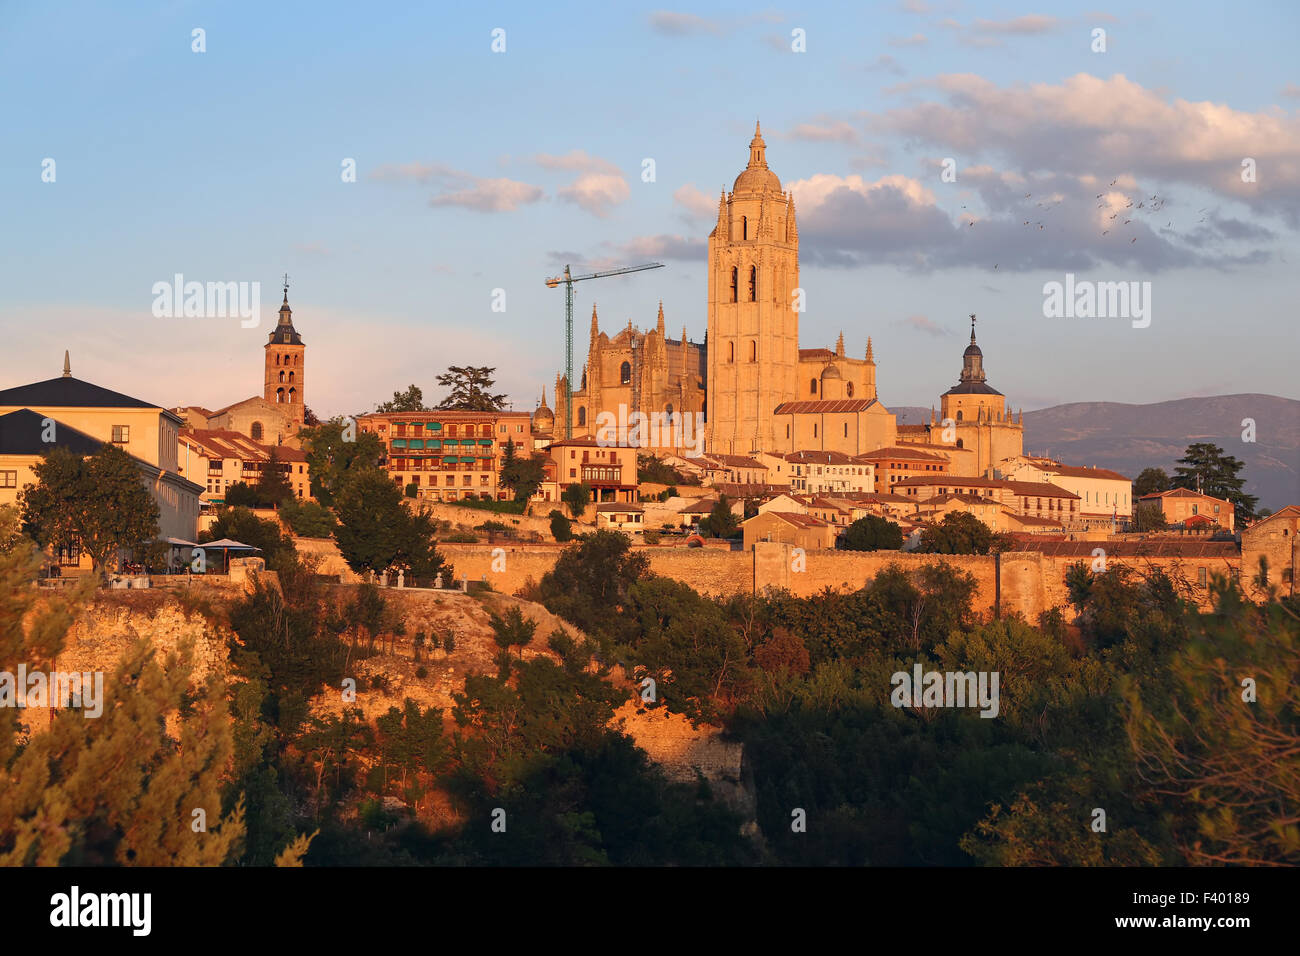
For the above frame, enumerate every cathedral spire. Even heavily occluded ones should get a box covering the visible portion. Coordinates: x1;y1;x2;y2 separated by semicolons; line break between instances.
590;303;600;344
748;120;767;169
657;301;665;336
786;193;798;242
866;336;874;363
835;331;845;357
62;350;71;377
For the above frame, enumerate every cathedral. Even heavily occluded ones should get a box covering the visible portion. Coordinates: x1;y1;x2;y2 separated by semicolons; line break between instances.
542;123;1021;471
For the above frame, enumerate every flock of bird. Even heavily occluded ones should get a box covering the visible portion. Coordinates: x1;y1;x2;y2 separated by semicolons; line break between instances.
958;178;1214;269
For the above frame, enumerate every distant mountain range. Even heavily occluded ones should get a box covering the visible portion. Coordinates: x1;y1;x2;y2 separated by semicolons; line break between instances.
893;394;1299;511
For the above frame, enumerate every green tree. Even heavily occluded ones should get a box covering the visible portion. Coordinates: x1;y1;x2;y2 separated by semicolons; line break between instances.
535;531;649;650
254;448;293;507
224;481;258;507
334;467;449;580
375;384;427;414
699;495;739;538
1132;499;1168;532
841;515;904;551
21;444;160;577
489;605;538;661
434;366;508;411
0;503;25;554
915;511;1005;555
549;509;573;542
1133;467;1170;496
1120;581;1299;864
0;544;245;864
500;440;546;501
1171;442;1258;525
333;468;406;574
297;419;386;506
200;506;296;571
562;483;591;520
279;498;338;537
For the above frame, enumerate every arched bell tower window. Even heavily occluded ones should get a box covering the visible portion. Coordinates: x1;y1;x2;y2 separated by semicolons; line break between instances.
577;407;587;427
276;387;285;404
742;216;748;240
748;266;756;301
956;410;963;422
620;361;631;385
730;267;738;303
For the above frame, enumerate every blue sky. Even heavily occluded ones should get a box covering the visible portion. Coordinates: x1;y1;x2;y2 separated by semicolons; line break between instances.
1;0;1297;419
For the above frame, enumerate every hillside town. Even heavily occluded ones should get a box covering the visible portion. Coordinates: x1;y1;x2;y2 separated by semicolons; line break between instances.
1;129;1293;604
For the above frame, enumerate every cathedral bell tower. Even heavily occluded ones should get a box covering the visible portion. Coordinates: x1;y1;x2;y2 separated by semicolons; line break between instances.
264;276;306;424
706;122;800;454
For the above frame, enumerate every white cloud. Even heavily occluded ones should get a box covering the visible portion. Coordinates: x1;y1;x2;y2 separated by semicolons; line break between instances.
674;183;717;221
429;177;544;212
557;172;630;217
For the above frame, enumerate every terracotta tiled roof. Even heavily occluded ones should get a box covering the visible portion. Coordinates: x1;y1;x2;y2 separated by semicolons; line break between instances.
1022;540;1238;558
713;482;791;498
782;450;857;465
1047;463;1130;481
773;399;878;415
854;446;946;462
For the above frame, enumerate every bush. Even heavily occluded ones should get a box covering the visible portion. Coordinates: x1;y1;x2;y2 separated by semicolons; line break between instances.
443;531;479;543
443;632;456;654
549;509;573;542
449;497;527;515
405;483;419;498
280;499;338;538
415;666;428;679
643;530;661;545
841;515;904;552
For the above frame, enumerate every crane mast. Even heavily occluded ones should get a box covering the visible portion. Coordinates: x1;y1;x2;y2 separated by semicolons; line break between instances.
545;261;665;438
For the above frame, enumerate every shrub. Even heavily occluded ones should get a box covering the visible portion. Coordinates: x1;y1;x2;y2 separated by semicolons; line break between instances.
415;665;428;679
550;509;573;542
643;530;661;545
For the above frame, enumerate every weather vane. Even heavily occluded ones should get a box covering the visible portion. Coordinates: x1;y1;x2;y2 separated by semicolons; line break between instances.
282;273;290;295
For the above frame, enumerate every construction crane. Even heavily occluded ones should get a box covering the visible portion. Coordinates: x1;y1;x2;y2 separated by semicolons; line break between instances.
545;262;665;438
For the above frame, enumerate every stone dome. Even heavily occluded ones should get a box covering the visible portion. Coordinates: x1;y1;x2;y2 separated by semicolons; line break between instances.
820;362;842;380
732;121;782;195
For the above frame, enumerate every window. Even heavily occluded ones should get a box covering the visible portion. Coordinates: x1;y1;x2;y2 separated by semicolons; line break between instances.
276;387;285;403
279;370;285;382
620;361;631;384
749;340;756;362
748;266;757;301
730;267;738;302
786;425;790;438
742;216;748;240
578;407;587;426
956;410;963;422
729;342;735;363
1197;567;1207;587
810;378;818;395
813;424;818;438
846;381;854;398
0;470;15;489
250;421;263;441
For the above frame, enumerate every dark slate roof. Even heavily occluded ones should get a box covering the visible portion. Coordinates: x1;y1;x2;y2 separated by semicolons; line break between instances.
0;375;161;410
941;381;1003;396
0;409;104;456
